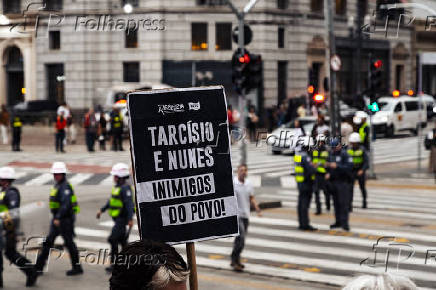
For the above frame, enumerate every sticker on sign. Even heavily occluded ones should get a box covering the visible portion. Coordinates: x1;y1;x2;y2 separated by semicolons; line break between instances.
127;86;239;244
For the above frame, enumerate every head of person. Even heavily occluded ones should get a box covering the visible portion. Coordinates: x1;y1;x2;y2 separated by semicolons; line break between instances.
110;240;189;290
1;104;7;112
50;162;67;183
0;167;16;188
348;133;361;149
343;273;417;290
330;138;342;152
317;115;325;125
249;106;255;113
88;107;94;114
237;164;248;182
111;163;130;184
294;120;300;128
227;105;232;111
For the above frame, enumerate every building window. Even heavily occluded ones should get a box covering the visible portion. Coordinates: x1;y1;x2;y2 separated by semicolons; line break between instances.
3;0;21;13
45;0;63;10
277;0;288;9
46;63;65;103
49;31;61;50
125;29;138;48
215;23;231;51
358;0;367;19
123;62;140;82
278;27;285;48
278;61;288;105
196;0;226;5
122;0;138;7
311;0;323;13
192;23;208;51
395;64;404;91
335;0;346;15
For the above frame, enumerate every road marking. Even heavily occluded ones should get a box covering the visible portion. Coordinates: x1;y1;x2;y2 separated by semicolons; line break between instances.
280;176;296;188
68;173;93;185
100;175;114;186
24;173;52;186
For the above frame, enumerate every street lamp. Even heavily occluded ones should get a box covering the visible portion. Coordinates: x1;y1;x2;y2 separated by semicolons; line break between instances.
123;3;133;14
0;15;10;25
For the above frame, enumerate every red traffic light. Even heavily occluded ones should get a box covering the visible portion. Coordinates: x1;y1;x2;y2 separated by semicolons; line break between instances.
373;59;383;69
307;85;315;94
314;94;325;103
238;53;250;64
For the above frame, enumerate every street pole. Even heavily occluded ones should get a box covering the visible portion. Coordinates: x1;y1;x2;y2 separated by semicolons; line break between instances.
324;0;338;136
227;0;260;165
417;53;423;173
367;53;376;179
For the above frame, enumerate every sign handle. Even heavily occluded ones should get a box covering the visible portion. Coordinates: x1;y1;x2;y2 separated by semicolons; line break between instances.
186;242;198;290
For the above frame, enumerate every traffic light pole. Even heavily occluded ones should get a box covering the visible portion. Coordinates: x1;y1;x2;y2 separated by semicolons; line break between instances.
227;0;260;165
324;0;339;137
367;54;376;179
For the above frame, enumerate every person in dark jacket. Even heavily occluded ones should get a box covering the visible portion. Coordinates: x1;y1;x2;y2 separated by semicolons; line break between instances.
97;163;134;273
326;139;354;231
35;162;83;276
11;112;22;152
0;167;38;287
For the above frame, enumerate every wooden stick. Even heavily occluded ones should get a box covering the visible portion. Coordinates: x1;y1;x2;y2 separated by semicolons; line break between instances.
186;242;198;290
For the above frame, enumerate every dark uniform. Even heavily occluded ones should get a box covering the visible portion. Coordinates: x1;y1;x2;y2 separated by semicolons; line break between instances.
110;111;124;151
294;150;317;230
348;146;369;209
35;178;82;275
11;115;22;152
100;182;134;266
358;122;370;151
311;146;330;214
327;145;354;231
0;186;36;286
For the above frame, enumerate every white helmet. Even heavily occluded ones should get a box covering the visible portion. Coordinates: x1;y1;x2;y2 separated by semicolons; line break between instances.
0;167;16;180
353;116;362;125
51;162;67;174
355;111;368;119
349;132;361;144
110;163;130;178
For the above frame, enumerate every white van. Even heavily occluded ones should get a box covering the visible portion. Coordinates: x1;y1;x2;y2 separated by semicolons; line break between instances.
372;96;428;137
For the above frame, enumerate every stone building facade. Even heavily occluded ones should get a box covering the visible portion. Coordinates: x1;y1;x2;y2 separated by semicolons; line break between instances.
0;0;414;114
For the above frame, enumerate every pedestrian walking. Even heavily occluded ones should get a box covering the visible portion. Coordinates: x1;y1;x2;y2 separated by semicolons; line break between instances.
110;107;124;151
294;145;317;231
348;133;369;210
96;163;134;273
84;108;98;152
0;167;38;287
231;164;261;272
311;115;330;137
0;105;9;145
311;136;330;215
11;112;22;152
55;112;67;153
35;162;83;276
325;139;354;231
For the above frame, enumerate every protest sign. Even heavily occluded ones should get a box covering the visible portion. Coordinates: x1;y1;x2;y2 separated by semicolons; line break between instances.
128;86;238;244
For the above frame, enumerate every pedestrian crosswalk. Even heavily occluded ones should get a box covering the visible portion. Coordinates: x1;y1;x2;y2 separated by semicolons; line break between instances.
62;186;436;289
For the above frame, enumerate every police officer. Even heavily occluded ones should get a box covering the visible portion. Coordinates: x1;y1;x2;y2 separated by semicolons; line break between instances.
311;135;330;215
35;162;83;276
294;143;317;231
353;111;370;151
348;133;369;209
11;113;22;152
110;107;124;151
325;139;354;231
96;163;134;273
0;167;38;287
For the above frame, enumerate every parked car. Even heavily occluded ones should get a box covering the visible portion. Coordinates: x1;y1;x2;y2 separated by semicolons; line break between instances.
268;116;328;155
371;96;428;137
13;100;58;112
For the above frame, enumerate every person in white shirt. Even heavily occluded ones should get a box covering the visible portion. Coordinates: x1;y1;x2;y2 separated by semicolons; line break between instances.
230;164;261;272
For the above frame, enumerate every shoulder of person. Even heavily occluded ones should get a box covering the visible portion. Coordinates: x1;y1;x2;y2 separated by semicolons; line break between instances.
121;184;133;196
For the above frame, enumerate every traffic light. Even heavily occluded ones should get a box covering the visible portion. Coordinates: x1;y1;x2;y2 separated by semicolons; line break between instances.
248;54;262;91
368;102;380;112
369;58;383;96
232;48;251;94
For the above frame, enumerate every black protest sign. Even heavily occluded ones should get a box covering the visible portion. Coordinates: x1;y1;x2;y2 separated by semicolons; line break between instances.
128;86;238;244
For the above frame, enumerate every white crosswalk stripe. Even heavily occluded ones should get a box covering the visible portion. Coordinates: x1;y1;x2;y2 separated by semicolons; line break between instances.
24;173;53;186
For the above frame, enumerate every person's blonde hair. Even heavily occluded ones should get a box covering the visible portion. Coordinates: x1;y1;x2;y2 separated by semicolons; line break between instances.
343;273;417;290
